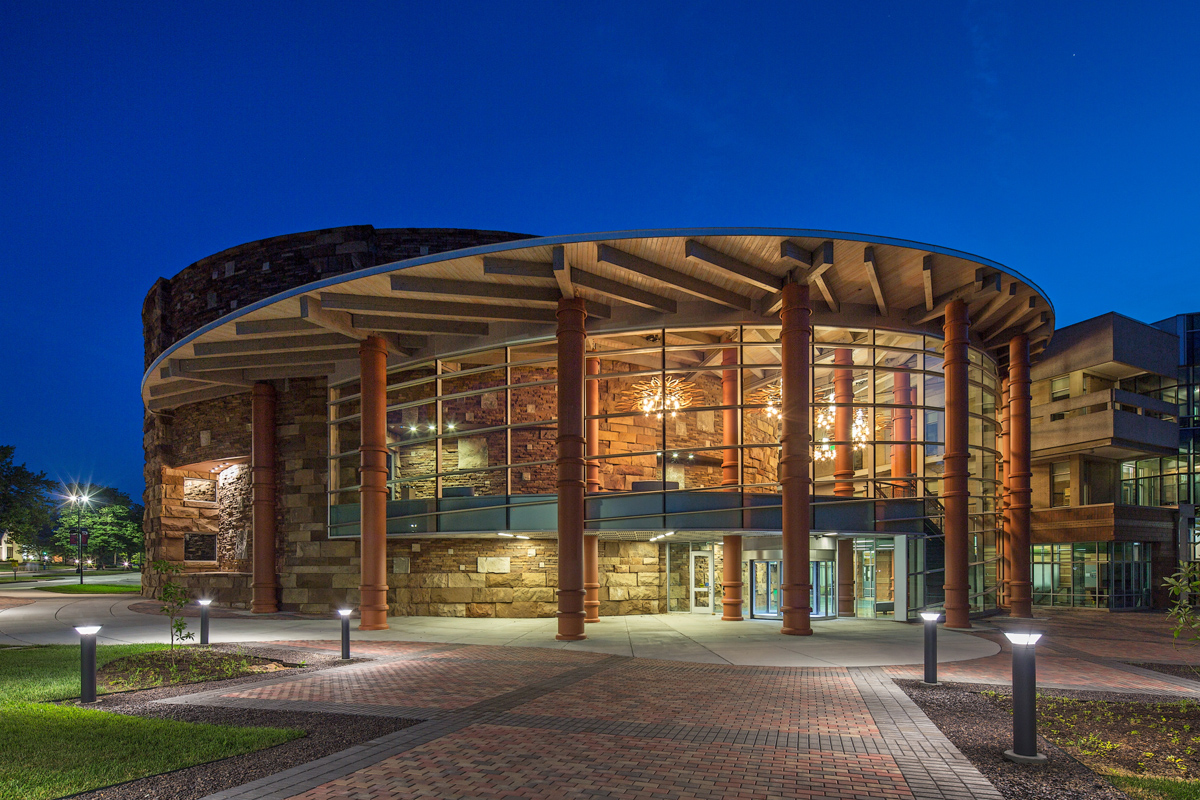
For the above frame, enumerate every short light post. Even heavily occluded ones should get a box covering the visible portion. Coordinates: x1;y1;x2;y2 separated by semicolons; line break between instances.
1003;632;1047;765
338;609;352;659
75;625;101;703
197;599;212;645
920;611;941;685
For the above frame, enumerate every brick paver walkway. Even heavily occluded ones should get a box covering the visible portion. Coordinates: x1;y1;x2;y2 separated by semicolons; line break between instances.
174;641;998;800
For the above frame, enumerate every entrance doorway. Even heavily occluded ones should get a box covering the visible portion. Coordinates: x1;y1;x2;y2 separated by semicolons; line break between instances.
689;551;713;613
749;559;835;619
852;537;895;619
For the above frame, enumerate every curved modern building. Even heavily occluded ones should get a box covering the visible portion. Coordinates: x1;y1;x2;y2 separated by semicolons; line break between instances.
141;226;1055;637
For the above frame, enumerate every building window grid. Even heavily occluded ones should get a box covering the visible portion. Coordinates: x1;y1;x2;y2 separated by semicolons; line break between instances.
1031;541;1151;609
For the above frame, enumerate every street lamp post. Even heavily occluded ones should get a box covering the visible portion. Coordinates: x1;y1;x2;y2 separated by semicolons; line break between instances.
67;490;92;586
338;609;352;659
198;599;212;645
1003;632;1047;765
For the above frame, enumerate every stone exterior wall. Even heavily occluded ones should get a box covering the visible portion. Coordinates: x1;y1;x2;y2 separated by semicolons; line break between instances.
143;226;535;369
217;465;251;572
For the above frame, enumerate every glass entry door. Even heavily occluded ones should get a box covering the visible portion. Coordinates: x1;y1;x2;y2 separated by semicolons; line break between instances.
751;560;781;618
689;551;713;613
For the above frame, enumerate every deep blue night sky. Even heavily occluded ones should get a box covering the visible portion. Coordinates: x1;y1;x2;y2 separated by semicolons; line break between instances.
1;1;1197;499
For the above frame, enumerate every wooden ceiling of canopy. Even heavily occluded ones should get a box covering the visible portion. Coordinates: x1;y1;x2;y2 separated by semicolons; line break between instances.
143;231;1054;410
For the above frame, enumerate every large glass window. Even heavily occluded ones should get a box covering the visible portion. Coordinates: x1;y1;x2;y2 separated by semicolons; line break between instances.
1031;541;1151;609
1051;461;1071;507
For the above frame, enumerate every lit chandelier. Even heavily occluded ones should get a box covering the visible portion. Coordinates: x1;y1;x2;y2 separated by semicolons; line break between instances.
812;392;869;462
632;376;695;419
752;382;782;420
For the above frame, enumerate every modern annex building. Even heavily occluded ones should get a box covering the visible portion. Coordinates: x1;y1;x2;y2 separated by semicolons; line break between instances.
143;224;1114;637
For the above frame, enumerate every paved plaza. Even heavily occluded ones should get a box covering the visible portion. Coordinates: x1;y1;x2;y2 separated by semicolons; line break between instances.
5;587;1200;798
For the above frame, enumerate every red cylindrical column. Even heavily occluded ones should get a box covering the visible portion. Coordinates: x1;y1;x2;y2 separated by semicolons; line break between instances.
891;373;912;497
586;357;601;493
721;534;743;620
358;335;390;630
837;538;854;616
584;534;600;623
251;382;278;613
1008;335;1034;618
780;282;813;636
721;348;739;489
556;297;588;640
910;381;921;486
833;348;855;497
998;374;1011;610
942;299;971;629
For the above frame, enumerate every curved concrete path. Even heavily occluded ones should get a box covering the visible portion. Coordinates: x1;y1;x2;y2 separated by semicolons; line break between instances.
0;588;998;667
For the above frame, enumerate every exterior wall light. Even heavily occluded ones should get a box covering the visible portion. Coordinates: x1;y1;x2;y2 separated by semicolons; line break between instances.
197;598;212;644
338;609;352;659
920;611;941;685
1003;631;1047;765
498;533;514;537
75;626;101;703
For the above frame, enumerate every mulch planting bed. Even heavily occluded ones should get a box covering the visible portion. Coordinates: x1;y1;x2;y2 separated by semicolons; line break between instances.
900;678;1200;799
98;645;291;692
70;643;421;800
1131;662;1200;684
0;597;34;611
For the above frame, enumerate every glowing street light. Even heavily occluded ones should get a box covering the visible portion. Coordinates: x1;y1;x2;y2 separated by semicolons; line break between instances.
197;598;212;644
338;609;352;659
920;611;941;685
75;625;101;703
1003;631;1047;765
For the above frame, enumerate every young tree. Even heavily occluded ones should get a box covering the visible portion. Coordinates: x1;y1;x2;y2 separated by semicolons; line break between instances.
0;446;55;554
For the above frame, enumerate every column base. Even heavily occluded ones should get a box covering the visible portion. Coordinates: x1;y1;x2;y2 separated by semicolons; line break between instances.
781;626;814;636
250;604;278;614
721;615;744;621
556;610;586;640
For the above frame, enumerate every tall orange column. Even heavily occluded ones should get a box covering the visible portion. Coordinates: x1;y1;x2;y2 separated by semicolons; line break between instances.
584;534;600;623
780;282;813;635
586;357;601;493
998;375;1011;609
891;373;912;496
942;299;971;629
833;349;855;497
556;297;588;640
837;538;854;616
1008;335;1034;618
721;348;740;488
251;382;278;613
721;534;743;620
910;381;921;485
358;335;389;630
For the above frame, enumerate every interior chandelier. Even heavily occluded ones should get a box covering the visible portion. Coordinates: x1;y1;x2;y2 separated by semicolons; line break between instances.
813;392;869;462
632;376;695;419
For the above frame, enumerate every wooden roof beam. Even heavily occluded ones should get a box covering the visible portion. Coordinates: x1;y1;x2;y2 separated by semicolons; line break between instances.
391;275;560;303
684;239;782;293
759;241;834;315
922;255;935;311
863;246;887;316
982;297;1041;341
193;332;359;357
321;292;560;323
481;256;555;279
552;246;574;299
596;244;753;312
299;295;416;357
234;318;322;336
908;269;999;324
148;379;214;398
176;347;361;374
570;268;677;313
160;360;253;387
148;384;248;412
350;314;489;337
972;281;1019;328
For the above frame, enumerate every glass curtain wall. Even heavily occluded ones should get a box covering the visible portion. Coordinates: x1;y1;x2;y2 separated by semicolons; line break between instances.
1031;542;1151;609
326;324;1001;611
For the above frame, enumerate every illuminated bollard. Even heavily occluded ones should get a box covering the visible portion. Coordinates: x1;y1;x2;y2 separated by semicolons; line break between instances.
338;609;352;659
198;598;212;645
1003;632;1048;765
920;611;941;685
75;626;101;703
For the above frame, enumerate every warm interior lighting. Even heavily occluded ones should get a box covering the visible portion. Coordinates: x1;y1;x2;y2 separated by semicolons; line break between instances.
631;376;695;419
813;392;868;462
1003;632;1043;646
515;534;531;539
498;533;514;537
75;626;101;635
754;382;782;419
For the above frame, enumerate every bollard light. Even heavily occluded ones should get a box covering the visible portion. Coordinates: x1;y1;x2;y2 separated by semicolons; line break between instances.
75;626;101;703
338;609;352;660
920;611;941;685
1003;631;1047;765
197;599;212;645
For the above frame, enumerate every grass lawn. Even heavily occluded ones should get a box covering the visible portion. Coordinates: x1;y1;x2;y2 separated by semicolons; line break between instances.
0;645;304;799
0;643;170;702
1110;773;1200;799
0;701;301;800
34;583;141;594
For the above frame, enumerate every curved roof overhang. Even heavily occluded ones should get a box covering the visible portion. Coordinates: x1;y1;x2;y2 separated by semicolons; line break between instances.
143;228;1055;411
